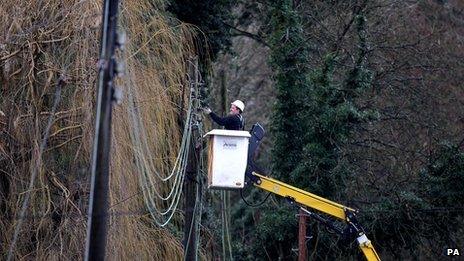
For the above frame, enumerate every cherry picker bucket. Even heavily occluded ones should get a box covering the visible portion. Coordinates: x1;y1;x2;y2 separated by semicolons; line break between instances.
204;129;251;189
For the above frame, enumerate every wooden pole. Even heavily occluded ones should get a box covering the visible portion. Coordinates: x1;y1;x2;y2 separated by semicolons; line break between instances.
183;58;200;261
85;0;120;260
183;131;198;260
298;208;308;261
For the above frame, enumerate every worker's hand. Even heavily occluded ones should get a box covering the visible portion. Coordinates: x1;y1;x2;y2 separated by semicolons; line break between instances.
203;107;212;114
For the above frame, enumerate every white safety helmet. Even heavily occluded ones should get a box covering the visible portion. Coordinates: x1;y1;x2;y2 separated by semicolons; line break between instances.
231;100;245;112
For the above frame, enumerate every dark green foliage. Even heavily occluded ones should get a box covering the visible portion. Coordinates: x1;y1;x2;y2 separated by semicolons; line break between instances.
268;0;311;183
167;0;235;110
269;2;375;197
167;0;234;62
421;143;464;207
254;207;298;259
234;5;382;261
232;203;298;261
363;193;431;257
225;1;463;259
419;143;464;235
231;1;375;260
359;143;464;258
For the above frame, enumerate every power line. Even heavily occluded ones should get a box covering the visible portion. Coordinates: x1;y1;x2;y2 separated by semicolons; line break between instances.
126;74;193;227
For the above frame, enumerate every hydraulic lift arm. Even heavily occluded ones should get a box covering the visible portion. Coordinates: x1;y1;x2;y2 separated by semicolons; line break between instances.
245;124;380;261
251;172;380;261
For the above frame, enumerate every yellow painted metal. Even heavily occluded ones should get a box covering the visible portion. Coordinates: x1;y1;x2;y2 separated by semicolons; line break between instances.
253;172;380;261
359;240;381;261
252;172;355;220
252;172;381;261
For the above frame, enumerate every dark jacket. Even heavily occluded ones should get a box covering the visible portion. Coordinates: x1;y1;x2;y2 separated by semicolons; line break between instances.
209;112;244;130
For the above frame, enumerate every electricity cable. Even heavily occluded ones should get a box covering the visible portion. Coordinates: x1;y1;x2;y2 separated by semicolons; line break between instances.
126;74;194;226
240;188;272;207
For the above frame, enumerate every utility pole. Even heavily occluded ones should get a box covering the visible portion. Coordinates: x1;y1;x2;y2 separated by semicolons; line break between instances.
183;58;200;260
298;208;308;261
219;69;232;260
85;0;123;260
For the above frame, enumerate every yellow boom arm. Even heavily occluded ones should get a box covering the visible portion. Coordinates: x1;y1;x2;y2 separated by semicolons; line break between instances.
252;172;380;261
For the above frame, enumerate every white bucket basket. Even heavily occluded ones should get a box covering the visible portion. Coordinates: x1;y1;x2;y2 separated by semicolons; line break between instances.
204;129;251;189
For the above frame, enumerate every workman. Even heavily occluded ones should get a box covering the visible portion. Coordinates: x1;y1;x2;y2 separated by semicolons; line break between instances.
203;100;245;130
